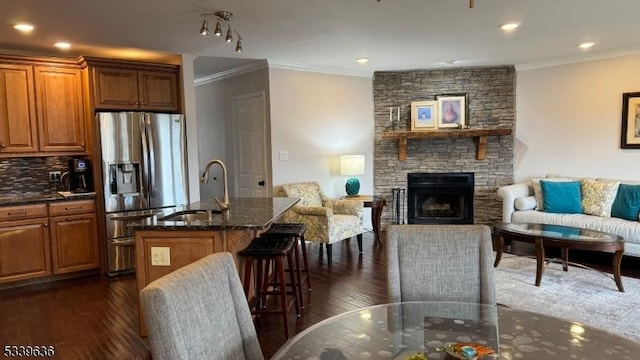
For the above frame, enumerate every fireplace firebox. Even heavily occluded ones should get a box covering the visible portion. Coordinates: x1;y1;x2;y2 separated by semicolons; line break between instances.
407;172;474;224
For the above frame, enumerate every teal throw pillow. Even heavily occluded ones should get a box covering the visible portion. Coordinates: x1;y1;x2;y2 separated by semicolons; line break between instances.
611;184;640;221
540;180;582;214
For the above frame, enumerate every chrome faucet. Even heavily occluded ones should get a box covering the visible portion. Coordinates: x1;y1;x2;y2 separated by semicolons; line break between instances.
200;159;229;210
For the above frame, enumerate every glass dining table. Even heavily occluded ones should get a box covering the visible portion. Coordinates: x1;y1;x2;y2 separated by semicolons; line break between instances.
272;301;639;360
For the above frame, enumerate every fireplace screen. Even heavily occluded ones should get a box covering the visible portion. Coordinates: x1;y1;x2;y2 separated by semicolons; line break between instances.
407;172;474;224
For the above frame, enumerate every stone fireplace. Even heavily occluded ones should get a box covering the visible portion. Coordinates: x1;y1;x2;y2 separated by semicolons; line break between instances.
373;66;516;227
407;172;474;224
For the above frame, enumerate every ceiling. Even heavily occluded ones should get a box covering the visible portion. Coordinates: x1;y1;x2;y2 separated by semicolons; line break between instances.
2;0;640;78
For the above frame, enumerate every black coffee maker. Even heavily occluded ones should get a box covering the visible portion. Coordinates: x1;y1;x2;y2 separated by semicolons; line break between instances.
69;158;92;193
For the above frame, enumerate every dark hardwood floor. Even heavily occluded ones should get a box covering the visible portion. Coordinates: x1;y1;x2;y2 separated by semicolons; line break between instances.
1;231;638;359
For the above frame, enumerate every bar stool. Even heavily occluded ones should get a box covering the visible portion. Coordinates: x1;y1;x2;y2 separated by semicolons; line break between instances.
239;237;300;339
259;223;311;309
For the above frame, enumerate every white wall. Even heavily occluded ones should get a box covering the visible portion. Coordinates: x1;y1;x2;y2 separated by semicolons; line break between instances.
194;64;270;199
180;55;200;202
516;54;640;182
269;68;375;199
195;80;226;200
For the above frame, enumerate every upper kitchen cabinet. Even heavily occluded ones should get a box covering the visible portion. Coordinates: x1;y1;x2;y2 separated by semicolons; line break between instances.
34;66;86;152
0;64;38;153
90;61;181;112
0;56;88;157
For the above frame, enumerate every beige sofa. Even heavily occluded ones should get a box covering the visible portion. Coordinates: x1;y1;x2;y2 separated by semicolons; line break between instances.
498;175;640;257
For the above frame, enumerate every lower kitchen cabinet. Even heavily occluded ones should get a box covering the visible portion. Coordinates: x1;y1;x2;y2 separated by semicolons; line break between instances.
48;200;99;275
0;199;99;286
49;213;99;274
0;217;51;283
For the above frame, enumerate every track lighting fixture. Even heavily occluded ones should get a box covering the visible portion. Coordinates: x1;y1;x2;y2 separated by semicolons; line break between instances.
199;10;244;52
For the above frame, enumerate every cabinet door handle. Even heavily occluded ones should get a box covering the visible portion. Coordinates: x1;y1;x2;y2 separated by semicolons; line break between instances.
64;207;82;211
81;143;85;147
43;223;48;227
1;143;6;148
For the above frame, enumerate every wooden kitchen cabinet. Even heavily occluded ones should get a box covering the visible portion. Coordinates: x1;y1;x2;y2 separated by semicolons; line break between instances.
34;66;86;152
0;64;38;153
49;200;99;274
0;204;51;283
92;65;180;112
0;200;99;285
0;58;87;156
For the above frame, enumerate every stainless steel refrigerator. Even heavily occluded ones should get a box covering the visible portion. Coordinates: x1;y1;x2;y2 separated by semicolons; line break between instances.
97;112;189;275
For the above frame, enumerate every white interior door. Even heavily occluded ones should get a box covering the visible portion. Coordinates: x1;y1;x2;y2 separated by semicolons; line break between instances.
232;91;268;197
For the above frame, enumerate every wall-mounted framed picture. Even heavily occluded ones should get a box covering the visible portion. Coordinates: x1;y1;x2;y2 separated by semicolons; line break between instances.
410;100;438;131
621;92;640;149
436;93;468;128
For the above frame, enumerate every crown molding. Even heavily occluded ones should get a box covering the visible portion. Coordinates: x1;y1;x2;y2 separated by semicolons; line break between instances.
194;60;267;85
515;48;640;71
267;59;372;78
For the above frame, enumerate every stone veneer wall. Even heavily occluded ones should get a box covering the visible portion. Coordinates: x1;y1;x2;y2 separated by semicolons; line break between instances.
0;156;79;194
373;66;516;227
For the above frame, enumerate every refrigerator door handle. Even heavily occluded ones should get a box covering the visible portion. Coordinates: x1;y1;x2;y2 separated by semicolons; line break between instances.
139;115;150;199
145;113;156;197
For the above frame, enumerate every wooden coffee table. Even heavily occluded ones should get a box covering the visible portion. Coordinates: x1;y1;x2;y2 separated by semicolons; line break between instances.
493;223;625;292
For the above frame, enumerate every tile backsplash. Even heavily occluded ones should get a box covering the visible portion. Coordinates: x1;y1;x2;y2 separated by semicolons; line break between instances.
0;156;80;194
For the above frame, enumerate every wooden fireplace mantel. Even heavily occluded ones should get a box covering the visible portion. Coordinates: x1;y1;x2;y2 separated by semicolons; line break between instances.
381;128;512;161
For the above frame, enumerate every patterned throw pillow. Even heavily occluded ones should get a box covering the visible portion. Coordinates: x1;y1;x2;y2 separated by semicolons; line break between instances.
581;178;620;217
530;177;574;211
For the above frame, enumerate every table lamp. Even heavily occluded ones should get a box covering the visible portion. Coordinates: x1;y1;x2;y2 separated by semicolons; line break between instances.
340;155;365;196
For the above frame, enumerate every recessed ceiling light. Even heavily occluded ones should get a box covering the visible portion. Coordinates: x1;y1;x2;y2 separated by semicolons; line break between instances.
500;22;521;32
578;42;595;50
54;42;71;50
14;23;35;33
356;58;369;64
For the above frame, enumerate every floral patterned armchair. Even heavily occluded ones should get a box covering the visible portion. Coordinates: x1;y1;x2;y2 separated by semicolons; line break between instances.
279;181;364;265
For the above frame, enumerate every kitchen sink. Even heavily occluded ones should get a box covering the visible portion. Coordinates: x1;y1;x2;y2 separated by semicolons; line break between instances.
159;209;223;222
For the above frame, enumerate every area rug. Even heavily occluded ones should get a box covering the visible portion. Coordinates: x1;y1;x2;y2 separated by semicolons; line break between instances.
494;254;640;342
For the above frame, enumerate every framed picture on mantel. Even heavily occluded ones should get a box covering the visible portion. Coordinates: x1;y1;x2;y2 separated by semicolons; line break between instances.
621;92;640;149
436;93;468;129
410;100;438;131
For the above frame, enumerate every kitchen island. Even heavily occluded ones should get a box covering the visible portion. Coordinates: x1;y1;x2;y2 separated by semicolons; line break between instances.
130;196;299;335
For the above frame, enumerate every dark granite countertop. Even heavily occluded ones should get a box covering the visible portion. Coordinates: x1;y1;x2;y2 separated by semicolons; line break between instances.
129;197;300;231
0;191;97;206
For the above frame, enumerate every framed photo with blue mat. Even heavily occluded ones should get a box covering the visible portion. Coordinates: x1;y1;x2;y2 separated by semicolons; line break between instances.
410;100;438;131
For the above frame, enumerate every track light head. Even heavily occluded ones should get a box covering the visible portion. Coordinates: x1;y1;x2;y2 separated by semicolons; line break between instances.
225;26;233;43
214;20;222;36
200;18;209;35
235;39;243;53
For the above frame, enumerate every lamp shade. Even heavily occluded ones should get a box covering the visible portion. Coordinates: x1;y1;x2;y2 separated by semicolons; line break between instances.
340;155;365;196
340;155;365;176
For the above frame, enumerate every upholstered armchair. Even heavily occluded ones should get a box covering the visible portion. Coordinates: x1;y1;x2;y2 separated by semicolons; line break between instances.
280;181;364;265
